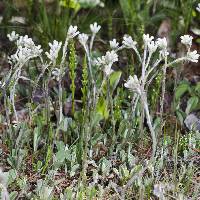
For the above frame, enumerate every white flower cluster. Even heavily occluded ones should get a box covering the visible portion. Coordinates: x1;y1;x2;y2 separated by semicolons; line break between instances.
78;33;89;48
122;35;137;49
180;35;193;47
67;25;79;39
109;39;119;50
90;22;101;34
196;3;200;12
147;41;157;54
8;34;43;64
45;40;62;63
95;51;118;76
143;34;154;45
180;35;199;62
144;34;168;56
7;31;19;42
95;51;118;66
187;50;199;63
123;33;199;94
124;75;141;95
156;37;169;58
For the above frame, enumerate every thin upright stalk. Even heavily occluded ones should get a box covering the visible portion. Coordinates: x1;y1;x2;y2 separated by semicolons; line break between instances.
160;55;168;133
85;47;96;107
58;77;63;123
90;34;95;53
58;38;69;123
140;45;147;138
106;77;115;139
142;94;157;157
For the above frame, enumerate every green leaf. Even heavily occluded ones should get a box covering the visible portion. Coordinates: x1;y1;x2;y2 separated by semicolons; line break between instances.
195;82;200;95
91;112;103;128
102;71;122;95
56;149;66;163
96;97;109;120
185;96;199;114
176;109;186;125
70;164;79;177
9;191;18;200
175;83;189;100
60;0;80;10
109;71;122;93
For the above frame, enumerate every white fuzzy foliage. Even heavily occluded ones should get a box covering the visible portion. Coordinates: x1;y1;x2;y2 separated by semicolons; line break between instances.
0;168;9;200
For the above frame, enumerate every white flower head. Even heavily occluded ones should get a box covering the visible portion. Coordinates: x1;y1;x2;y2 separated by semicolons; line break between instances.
7;31;19;42
196;3;200;12
9;46;30;64
104;50;118;65
90;22;101;34
9;35;43;65
143;34;154;45
17;35;34;48
148;41;158;54
45;40;62;63
180;35;193;47
95;51;118;76
156;37;168;50
15;35;43;55
124;75;141;94
109;39;119;50
122;35;137;49
67;25;79;39
156;38;169;58
78;33;89;47
186;50;199;63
